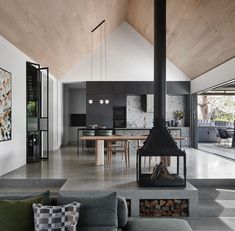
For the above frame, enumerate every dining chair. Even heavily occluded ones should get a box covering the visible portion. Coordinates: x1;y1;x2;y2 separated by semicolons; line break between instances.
107;140;130;171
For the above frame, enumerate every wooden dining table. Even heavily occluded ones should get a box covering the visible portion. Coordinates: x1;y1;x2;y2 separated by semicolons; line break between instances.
80;135;187;166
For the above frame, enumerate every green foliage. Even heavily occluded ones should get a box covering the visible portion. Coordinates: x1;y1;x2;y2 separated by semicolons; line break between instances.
173;110;184;120
198;95;235;122
27;101;37;117
210;108;235;122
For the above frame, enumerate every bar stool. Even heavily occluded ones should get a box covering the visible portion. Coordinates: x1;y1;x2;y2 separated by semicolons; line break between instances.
82;130;95;152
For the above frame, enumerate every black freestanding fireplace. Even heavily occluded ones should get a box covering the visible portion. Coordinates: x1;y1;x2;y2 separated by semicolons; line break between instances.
137;0;186;187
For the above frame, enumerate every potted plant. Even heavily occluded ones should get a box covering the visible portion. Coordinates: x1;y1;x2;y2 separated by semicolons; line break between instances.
173;110;184;127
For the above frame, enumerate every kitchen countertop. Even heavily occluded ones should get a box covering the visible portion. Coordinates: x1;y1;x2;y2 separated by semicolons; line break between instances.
77;127;189;130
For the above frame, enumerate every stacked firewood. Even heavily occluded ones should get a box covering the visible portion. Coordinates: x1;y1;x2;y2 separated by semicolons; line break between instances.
140;199;188;217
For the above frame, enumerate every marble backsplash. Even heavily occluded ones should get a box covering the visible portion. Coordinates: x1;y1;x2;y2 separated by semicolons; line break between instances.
126;95;185;128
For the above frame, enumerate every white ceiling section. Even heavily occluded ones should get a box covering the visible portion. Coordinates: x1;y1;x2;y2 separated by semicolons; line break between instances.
191;58;235;94
61;22;189;82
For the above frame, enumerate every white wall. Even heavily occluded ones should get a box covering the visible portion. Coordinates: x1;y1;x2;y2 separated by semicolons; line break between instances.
61;22;189;82
0;35;28;176
0;35;62;176
57;81;63;149
48;75;63;151
191;58;235;94
48;77;54;151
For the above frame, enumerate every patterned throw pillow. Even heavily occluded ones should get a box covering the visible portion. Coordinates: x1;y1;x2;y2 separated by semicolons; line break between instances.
33;202;80;231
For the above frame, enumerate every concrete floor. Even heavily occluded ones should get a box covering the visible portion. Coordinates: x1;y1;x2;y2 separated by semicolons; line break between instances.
2;146;235;230
2;145;235;180
199;143;235;160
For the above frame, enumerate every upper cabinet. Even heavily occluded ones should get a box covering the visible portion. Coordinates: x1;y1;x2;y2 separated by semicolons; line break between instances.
167;81;190;95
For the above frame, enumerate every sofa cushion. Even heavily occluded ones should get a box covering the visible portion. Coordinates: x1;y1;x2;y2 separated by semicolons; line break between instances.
117;196;128;228
0;190;51;204
77;227;120;231
0;195;47;231
33;202;80;231
58;192;118;229
124;218;192;231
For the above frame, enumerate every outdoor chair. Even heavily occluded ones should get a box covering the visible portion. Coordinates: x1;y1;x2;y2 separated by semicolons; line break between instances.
218;128;231;147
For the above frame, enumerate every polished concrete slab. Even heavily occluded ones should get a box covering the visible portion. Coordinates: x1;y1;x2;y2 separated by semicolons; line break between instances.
199;143;235;160
185;217;235;231
1;146;235;180
0;179;66;195
60;180;198;216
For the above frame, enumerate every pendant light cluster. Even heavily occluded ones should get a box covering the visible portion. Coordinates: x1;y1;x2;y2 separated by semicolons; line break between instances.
89;19;109;105
88;99;109;105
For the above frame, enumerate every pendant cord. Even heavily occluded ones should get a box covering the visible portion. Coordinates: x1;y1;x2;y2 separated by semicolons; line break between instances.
104;22;107;81
91;32;94;81
90;19;107;81
100;24;102;81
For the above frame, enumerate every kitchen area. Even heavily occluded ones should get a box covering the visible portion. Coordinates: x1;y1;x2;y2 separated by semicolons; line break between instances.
63;81;191;150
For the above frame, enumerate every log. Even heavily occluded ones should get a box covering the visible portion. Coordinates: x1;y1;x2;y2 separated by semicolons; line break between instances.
151;161;175;180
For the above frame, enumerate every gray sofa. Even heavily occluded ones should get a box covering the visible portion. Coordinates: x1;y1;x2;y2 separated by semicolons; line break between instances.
0;191;192;231
58;192;192;231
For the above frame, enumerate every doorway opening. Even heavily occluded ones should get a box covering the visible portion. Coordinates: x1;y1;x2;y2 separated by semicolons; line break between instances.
193;80;235;159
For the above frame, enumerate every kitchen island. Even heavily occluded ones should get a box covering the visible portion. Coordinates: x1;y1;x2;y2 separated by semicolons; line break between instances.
77;127;190;155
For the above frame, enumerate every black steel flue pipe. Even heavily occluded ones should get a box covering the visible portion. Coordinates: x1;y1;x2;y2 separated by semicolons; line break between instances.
154;0;166;124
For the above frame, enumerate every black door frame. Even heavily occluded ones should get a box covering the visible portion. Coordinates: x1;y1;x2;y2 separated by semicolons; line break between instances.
26;62;49;162
191;79;235;149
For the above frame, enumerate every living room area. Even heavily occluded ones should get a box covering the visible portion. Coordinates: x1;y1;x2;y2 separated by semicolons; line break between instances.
0;0;235;231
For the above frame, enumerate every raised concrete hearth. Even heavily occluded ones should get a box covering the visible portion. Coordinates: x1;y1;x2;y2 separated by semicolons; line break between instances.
59;179;198;217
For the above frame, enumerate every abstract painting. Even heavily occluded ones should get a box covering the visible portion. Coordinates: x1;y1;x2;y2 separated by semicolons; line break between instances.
0;68;12;141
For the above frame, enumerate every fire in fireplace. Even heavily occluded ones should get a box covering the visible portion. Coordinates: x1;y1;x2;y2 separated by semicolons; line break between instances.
136;0;187;187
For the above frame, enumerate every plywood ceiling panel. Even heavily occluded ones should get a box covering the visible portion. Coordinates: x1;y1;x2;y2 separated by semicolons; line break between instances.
126;0;235;79
0;0;235;79
0;0;128;77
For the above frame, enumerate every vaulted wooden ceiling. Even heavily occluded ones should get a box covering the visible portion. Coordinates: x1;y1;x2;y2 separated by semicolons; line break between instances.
0;0;127;77
127;0;235;79
0;0;235;79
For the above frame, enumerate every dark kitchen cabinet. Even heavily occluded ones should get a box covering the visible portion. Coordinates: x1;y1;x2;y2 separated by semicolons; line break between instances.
113;107;126;128
167;81;190;95
86;81;191;128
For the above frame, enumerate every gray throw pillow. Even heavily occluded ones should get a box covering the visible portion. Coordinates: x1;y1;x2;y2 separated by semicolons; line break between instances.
117;197;128;228
33;202;80;231
57;192;118;228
